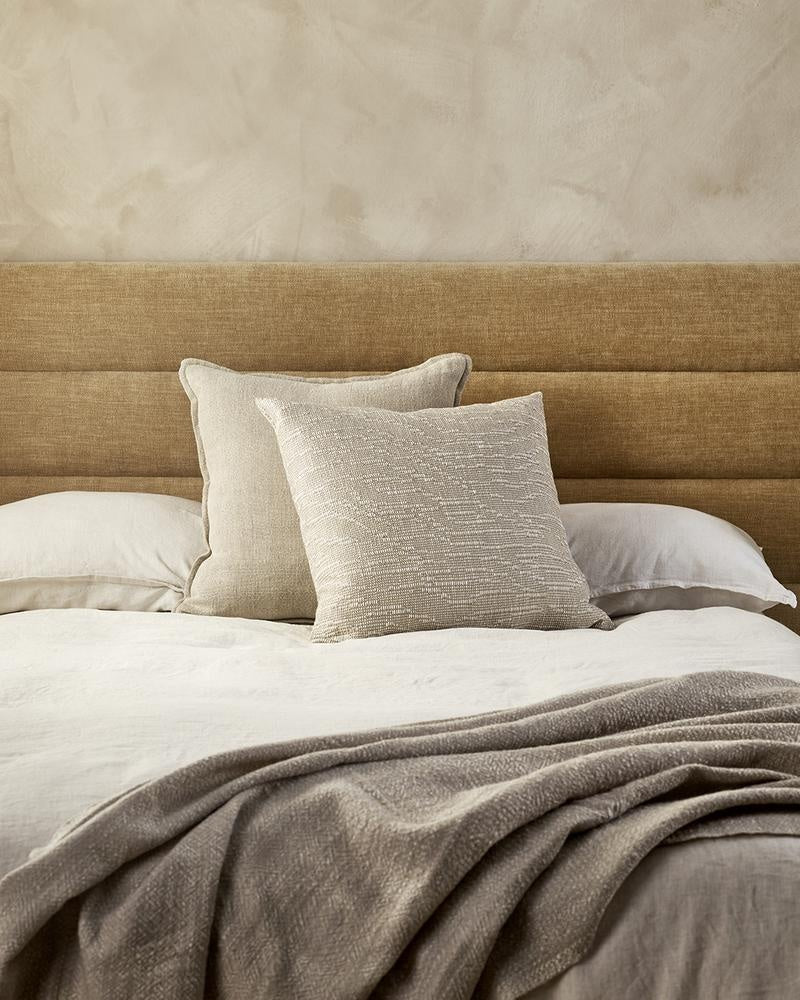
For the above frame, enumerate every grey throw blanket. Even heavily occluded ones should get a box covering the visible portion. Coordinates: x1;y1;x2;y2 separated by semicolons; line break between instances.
3;670;800;1000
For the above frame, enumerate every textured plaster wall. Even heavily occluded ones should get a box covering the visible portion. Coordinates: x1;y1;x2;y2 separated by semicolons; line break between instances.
0;0;798;261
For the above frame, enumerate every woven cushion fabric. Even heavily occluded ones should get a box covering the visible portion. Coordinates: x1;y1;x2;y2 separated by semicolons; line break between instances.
177;354;472;621
258;393;612;642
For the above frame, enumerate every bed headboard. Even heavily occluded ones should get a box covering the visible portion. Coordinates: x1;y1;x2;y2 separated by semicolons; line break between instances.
1;261;798;632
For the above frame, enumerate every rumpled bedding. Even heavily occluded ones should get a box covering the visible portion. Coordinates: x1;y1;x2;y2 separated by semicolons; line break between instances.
2;605;799;877
2;607;800;999
3;670;800;999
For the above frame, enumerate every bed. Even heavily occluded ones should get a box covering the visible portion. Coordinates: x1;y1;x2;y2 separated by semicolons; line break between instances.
1;261;799;998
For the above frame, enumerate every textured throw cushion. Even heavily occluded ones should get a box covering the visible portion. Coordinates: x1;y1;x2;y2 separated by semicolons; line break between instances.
178;355;472;621
258;393;611;641
0;492;204;613
562;502;797;618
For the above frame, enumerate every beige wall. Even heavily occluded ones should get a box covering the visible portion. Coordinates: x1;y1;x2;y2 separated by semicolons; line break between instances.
0;1;797;261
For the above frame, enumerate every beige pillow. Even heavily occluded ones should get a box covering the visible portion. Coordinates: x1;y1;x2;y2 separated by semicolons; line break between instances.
177;355;471;621
257;393;612;641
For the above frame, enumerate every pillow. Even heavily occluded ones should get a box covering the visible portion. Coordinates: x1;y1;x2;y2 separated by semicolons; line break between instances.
257;392;612;642
0;492;204;614
561;502;797;617
177;354;472;622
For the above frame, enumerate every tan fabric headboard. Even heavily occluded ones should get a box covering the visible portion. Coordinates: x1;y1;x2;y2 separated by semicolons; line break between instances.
1;261;798;632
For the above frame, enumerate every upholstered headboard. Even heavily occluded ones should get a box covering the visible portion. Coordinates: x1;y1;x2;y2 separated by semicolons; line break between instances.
1;261;798;631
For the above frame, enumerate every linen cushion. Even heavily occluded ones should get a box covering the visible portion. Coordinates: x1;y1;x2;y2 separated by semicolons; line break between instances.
258;392;611;641
562;502;797;618
178;355;471;621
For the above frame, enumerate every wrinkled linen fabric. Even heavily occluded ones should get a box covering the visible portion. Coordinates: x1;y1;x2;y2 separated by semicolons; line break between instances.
2;606;800;876
531;833;800;1000
3;671;800;999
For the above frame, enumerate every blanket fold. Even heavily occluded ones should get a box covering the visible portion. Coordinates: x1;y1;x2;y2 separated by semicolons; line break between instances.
2;670;800;1000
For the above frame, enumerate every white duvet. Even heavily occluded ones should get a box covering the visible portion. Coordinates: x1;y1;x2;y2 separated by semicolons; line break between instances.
1;605;799;877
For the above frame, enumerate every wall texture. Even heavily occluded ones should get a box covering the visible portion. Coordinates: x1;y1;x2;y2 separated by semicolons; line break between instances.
0;0;798;261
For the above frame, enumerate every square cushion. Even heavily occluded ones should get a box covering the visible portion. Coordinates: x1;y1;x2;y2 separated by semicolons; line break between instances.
258;392;611;641
178;354;471;620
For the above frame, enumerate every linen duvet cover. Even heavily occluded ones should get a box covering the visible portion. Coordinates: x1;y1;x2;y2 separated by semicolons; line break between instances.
1;606;800;998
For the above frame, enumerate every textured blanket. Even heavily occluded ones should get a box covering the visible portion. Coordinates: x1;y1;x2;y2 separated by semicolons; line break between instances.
2;670;800;1000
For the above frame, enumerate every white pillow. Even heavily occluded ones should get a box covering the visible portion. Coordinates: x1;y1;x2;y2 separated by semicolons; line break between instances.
0;492;205;614
562;502;797;617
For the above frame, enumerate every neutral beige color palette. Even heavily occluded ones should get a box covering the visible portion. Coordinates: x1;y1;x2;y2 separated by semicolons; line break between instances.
260;393;609;640
0;2;798;260
0;261;797;633
178;354;470;621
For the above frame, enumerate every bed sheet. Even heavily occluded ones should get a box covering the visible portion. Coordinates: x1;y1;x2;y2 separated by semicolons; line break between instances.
1;605;798;874
2;606;799;998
